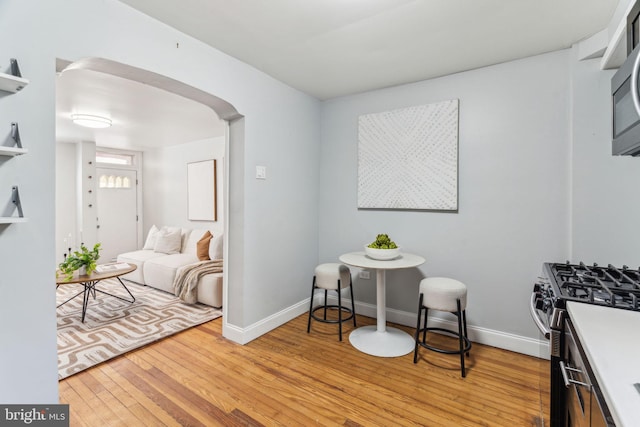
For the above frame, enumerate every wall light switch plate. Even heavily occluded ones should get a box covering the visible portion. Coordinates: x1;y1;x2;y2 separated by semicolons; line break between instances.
359;270;370;280
256;165;266;180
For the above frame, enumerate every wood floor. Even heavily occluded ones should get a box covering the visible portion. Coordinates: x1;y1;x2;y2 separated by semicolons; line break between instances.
59;314;550;426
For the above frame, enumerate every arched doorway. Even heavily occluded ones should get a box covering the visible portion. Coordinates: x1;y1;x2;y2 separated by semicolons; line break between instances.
57;57;244;337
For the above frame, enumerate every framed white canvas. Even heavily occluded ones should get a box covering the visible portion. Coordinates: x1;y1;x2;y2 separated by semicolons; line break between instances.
187;159;217;221
358;100;459;211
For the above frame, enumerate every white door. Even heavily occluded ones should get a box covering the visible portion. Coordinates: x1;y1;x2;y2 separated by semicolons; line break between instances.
96;167;138;263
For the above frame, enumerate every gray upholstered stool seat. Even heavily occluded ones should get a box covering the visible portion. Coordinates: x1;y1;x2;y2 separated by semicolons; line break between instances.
413;277;471;377
307;263;356;341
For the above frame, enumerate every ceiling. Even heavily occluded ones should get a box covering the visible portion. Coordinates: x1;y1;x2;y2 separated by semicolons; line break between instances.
56;67;225;151
118;0;619;100
57;0;619;150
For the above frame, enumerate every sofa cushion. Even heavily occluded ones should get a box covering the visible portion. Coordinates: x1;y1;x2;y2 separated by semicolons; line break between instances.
209;233;223;260
143;253;200;293
181;228;207;255
154;228;182;254
196;231;212;261
196;272;223;308
142;224;160;250
157;226;191;252
116;249;166;284
180;228;192;252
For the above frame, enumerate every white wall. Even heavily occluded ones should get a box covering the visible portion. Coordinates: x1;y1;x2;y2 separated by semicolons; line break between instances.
143;137;225;236
570;49;640;264
0;0;320;403
319;50;572;341
55;142;77;263
0;4;59;403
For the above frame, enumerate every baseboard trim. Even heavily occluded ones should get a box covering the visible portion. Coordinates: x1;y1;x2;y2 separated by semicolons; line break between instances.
223;298;310;345
222;296;549;359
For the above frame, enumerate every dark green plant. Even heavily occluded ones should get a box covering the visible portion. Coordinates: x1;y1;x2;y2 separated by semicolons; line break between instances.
367;233;398;249
58;243;101;280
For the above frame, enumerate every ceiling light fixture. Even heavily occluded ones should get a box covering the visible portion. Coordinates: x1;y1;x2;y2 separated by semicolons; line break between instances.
71;114;112;129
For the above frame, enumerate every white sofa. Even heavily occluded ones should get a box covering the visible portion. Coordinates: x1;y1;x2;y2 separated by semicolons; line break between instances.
117;226;223;308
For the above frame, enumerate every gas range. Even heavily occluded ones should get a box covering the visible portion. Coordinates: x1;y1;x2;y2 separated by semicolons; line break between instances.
530;261;622;426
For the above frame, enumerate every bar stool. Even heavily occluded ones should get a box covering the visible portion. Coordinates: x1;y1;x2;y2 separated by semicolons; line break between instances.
413;277;471;377
307;263;356;341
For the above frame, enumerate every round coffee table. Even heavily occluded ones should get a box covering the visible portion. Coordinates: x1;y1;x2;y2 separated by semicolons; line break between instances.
56;263;137;322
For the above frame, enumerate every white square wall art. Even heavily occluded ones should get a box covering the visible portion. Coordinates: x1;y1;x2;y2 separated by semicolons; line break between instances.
358;99;459;211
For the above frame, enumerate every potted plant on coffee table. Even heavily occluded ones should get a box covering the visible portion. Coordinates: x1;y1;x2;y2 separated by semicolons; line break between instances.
58;243;101;280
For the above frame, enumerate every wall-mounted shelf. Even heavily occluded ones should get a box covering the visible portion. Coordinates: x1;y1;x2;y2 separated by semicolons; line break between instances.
0;217;27;224
0;59;28;93
0;146;27;156
0;73;28;93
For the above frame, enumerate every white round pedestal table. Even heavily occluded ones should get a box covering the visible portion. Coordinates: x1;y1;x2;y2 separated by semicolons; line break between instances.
339;251;425;357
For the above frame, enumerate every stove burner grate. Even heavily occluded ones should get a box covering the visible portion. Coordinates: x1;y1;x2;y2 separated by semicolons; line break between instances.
550;261;640;311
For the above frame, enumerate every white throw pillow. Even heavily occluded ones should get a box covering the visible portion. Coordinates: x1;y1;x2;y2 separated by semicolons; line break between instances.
209;234;224;260
142;225;160;250
153;228;182;254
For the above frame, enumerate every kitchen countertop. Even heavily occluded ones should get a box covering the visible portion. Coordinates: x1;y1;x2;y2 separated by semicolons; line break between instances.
567;302;640;426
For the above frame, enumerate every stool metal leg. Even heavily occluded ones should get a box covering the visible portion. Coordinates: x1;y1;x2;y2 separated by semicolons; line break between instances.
463;309;470;357
337;280;343;341
307;276;316;333
413;293;424;363
323;289;328;320
421;306;429;343
349;277;357;327
457;298;466;378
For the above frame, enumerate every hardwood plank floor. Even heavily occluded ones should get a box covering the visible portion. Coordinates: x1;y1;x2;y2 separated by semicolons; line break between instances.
59;314;550;426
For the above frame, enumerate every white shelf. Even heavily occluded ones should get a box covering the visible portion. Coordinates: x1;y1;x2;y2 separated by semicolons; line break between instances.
0;146;27;157
0;217;27;224
0;72;28;93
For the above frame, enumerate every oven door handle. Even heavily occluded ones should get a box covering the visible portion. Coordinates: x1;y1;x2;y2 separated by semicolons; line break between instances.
529;293;550;339
632;47;640;118
559;361;591;388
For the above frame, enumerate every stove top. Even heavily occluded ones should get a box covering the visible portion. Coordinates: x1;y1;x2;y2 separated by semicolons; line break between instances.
547;262;640;311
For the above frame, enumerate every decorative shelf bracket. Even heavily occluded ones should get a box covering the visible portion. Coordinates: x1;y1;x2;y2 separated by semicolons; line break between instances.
0;58;28;93
0;123;27;156
11;186;24;218
11;122;22;148
10;58;22;78
0;186;26;223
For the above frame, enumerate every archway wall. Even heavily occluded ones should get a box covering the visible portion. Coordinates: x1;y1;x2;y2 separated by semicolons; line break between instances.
0;0;321;403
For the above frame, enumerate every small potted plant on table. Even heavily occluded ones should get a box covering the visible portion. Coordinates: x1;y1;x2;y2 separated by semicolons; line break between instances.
58;243;101;280
365;234;400;260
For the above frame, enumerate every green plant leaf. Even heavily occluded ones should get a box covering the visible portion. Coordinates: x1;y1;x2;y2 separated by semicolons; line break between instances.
58;243;102;279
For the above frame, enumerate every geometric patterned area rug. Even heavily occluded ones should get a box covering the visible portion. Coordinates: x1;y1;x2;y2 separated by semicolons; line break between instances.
56;279;222;380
